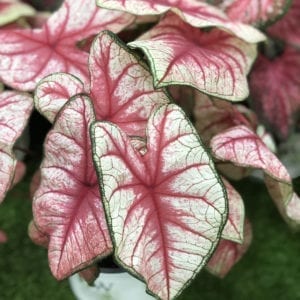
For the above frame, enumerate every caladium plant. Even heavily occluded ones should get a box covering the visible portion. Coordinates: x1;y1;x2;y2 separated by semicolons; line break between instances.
0;0;300;299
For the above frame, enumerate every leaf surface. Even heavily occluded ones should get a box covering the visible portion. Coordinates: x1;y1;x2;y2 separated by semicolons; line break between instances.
92;104;227;300
222;0;290;26
0;91;33;203
89;31;170;136
34;73;85;123
97;0;265;42
33;95;112;280
211;125;300;226
129;13;257;101
0;0;133;91
267;0;300;47
206;219;252;278
249;47;300;139
194;92;252;144
221;178;244;243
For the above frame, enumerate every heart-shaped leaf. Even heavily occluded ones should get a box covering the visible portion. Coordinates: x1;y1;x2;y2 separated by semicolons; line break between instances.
0;91;33;203
0;0;133;91
34;73;85;123
206;218;252;278
222;0;290;26
267;0;300;47
0;0;35;26
92;104;227;300
33;95;112;280
35;31;171;137
89;31;171;136
129;13;257;101
221;178;245;243
211;125;300;226
249;47;300;140
97;0;265;42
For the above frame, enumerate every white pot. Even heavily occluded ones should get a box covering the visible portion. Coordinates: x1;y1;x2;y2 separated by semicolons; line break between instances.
69;269;154;300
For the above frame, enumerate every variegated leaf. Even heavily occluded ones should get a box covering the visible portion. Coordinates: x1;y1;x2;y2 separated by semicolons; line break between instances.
89;31;171;136
28;220;49;248
0;0;133;91
92;104;227;300
206;219;252;278
249;47;300;139
0;91;33;203
35;31;170;136
33;95;112;280
34;73;85;123
194;92;252;144
129;13;257;101
211;125;300;226
221;177;245;243
222;0;290;26
267;0;300;47
97;0;265;42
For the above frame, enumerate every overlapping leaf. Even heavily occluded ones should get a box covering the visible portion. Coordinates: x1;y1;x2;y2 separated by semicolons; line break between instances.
97;0;265;42
211;125;300;226
267;0;300;47
221;178;245;243
222;0;290;26
92;104;227;300
33;95;112;280
249;47;300;139
34;73;85;123
129;13;257;101
0;91;33;203
206;219;252;278
0;0;35;26
194;92;253;144
35;31;170;137
0;0;133;91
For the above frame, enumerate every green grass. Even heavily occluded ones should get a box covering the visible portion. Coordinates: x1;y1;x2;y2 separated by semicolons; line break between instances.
1;175;300;300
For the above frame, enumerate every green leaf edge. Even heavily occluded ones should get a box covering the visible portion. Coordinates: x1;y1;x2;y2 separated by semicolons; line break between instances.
90;103;229;300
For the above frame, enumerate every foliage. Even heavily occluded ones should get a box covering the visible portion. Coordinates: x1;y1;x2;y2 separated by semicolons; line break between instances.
0;0;299;299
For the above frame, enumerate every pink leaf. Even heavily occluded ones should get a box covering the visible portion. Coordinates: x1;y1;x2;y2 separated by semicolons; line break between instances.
194;92;253;144
0;230;7;243
206;219;252;278
221;178;245;243
34;73;85;123
30;169;41;199
222;0;290;26
89;31;170;136
211;125;290;182
35;31;170;135
0;0;35;26
97;0;265;42
249;47;300;140
0;91;33;203
129;13;257;101
33;95;112;280
264;176;300;228
211;125;300;226
91;104;227;300
0;0;133;91
10;161;26;188
267;0;300;47
28;220;49;248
